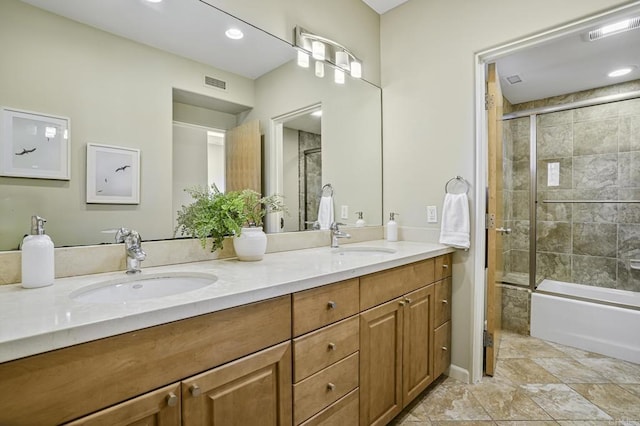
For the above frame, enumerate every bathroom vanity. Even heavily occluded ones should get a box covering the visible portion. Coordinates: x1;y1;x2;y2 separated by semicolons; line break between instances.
0;241;452;425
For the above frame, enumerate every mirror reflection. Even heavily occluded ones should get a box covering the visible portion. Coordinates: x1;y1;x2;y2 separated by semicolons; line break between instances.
0;0;382;250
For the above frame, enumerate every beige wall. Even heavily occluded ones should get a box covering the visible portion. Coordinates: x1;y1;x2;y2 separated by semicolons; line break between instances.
380;0;631;379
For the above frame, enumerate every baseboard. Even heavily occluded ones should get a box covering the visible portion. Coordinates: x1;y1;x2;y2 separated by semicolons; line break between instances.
445;364;470;383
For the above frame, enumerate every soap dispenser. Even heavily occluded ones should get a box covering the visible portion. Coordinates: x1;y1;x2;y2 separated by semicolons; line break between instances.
386;212;399;242
21;215;55;289
355;211;366;227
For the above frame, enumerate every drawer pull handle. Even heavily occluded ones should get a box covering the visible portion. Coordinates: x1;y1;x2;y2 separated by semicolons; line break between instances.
398;300;406;306
190;384;201;397
441;346;448;351
442;299;448;304
327;383;336;391
328;342;336;351
327;301;337;309
167;392;178;407
405;297;412;304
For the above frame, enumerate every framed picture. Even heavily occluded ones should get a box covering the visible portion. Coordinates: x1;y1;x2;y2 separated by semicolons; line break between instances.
86;143;140;204
0;107;70;180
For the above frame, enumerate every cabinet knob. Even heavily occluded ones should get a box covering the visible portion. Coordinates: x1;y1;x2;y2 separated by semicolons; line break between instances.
327;342;336;351
405;297;412;304
167;392;178;407
441;346;448;351
327;301;336;309
398;300;406;306
442;264;449;269
190;384;201;397
441;299;448;304
327;383;336;391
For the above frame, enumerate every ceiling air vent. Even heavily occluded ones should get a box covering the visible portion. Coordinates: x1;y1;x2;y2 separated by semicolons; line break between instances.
505;74;522;85
586;17;640;41
204;75;227;90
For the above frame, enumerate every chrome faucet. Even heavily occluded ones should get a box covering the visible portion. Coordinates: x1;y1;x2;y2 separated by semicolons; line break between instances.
115;228;146;274
330;222;351;248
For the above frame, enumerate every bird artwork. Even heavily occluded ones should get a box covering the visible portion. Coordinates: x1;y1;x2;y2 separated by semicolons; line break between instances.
15;147;36;156
115;165;130;172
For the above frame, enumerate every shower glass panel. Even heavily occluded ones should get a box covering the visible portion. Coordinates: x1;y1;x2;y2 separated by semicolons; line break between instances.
502;116;531;286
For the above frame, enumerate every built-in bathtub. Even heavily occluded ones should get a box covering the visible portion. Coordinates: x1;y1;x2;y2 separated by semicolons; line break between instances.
530;279;640;364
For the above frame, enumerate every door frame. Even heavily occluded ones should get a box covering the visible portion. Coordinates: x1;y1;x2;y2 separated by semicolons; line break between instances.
471;2;640;383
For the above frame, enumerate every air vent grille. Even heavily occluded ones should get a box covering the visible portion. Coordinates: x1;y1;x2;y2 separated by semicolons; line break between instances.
505;74;522;85
587;17;640;41
204;76;227;90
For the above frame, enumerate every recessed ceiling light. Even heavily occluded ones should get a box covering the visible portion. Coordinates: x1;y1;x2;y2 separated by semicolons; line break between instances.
145;0;163;3
225;28;244;40
608;67;634;78
311;111;322;117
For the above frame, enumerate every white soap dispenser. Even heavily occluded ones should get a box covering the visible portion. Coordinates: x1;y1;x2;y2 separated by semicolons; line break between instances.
21;215;55;289
386;212;399;242
355;211;366;227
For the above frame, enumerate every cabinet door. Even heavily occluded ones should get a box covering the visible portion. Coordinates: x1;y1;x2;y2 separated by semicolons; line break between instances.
182;341;291;426
402;284;435;406
64;383;181;426
359;298;404;426
434;321;452;378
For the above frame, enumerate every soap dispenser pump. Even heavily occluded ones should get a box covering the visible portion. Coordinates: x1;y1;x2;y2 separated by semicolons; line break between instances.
355;211;366;227
21;215;55;289
386;212;399;242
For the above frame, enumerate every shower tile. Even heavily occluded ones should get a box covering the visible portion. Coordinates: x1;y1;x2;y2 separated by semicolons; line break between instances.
519;384;612;421
571;255;617;288
618;98;640;118
573;119;618;156
536;252;571;282
537;222;571;254
537;124;573;160
617;79;640;94
572;223;617;257
470;380;553;421
532;358;609;383
618;189;640;224
510;220;530;251
617;260;640;292
573;104;619;123
538;110;573;128
618;151;640;188
576;358;640;384
496;359;562;383
536;94;575;108
513;159;531;190
618;224;640;258
513;136;530;162
573;154;618;189
513;101;535;113
511;250;530;274
504;159;514;190
571;188;618;223
618;115;640;152
569;384;640;420
501;286;530;335
537;158;572;190
537;190;572;222
420;379;492;421
513;191;530;220
573;85;620;101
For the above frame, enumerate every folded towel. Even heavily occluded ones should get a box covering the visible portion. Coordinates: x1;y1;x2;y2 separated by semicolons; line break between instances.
439;193;470;249
317;195;334;230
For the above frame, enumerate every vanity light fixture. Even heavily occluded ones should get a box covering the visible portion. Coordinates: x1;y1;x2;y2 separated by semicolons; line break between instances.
586;16;640;41
294;26;363;84
608;66;634;77
225;28;244;40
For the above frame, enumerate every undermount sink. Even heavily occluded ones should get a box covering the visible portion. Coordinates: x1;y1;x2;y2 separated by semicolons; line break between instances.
70;272;218;304
333;246;397;256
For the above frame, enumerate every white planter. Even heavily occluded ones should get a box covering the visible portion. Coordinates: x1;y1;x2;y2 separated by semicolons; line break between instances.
233;226;267;261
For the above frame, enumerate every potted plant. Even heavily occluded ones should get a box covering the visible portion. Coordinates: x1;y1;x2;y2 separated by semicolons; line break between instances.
175;184;285;261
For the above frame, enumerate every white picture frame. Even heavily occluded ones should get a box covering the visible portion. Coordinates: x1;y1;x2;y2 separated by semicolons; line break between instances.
86;143;140;204
0;107;70;180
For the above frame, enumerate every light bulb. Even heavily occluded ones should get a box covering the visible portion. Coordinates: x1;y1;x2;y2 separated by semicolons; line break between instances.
225;28;244;40
312;41;325;61
315;61;325;78
335;51;350;70
297;51;309;68
350;61;362;79
334;68;345;84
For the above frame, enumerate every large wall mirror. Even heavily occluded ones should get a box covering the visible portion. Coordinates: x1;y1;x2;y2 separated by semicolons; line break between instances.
0;0;382;250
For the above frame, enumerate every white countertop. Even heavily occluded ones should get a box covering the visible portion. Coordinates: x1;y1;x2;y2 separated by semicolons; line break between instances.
0;240;452;363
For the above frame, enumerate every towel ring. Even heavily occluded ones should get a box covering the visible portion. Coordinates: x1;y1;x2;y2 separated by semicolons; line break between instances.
445;176;470;194
321;183;334;197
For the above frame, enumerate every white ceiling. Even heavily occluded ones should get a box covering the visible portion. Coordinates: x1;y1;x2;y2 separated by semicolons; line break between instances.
17;0;640;105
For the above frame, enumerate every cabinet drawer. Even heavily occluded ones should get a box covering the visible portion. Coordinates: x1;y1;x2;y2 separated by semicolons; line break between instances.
435;254;452;281
299;388;359;426
360;259;435;310
293;352;359;425
293;279;359;337
294;316;359;382
434;321;451;378
435;277;452;327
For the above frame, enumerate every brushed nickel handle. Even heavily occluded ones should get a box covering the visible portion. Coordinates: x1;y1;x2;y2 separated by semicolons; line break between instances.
190;384;201;397
399;300;406;306
327;383;336;391
496;227;511;234
442;299;448;304
442;264;449;269
441;346;448;351
405;297;412;304
328;342;336;351
167;392;178;407
327;301;336;309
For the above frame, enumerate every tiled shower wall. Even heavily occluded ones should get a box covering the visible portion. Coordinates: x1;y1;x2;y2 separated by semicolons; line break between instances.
297;131;321;230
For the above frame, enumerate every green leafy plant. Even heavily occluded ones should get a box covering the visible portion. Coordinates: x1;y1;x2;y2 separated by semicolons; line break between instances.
175;184;286;252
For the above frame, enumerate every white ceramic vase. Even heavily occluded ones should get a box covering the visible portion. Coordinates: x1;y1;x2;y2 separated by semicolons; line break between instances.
233;226;267;261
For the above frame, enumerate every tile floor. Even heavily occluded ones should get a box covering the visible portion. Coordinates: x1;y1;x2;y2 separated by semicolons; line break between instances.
391;331;640;425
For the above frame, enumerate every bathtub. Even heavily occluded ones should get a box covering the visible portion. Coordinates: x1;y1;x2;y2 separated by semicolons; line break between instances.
530;279;640;364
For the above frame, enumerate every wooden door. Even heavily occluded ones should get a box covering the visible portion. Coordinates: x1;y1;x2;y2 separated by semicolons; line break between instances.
485;62;504;376
401;285;435;407
182;341;291;426
225;120;261;193
65;383;181;426
359;298;403;426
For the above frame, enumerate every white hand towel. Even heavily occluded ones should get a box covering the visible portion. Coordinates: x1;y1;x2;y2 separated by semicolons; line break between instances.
439;193;470;249
317;195;334;230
